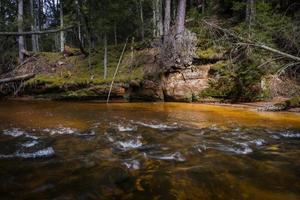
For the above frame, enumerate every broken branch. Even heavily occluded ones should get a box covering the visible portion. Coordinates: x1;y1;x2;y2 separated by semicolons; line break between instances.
0;74;35;84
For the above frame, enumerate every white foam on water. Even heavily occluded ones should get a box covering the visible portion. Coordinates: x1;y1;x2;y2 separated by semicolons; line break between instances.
43;127;77;135
15;147;55;158
117;125;137;132
22;140;39;148
271;135;280;139
196;144;207;153
223;146;253;155
3;128;39;139
0;147;55;159
280;132;300;138
123;160;140;170
107;136;114;142
135;121;178;130
149;152;186;162
0;154;14;159
231;147;253;154
25;134;39;140
3;128;25;137
249;139;265;146
209;124;219;131
117;139;143;150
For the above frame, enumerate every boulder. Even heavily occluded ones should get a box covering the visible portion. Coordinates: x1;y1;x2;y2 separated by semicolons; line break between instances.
162;65;210;102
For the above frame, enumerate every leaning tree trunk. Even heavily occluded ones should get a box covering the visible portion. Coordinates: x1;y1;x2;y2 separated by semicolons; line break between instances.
176;0;186;36
60;0;65;52
18;0;25;62
164;0;171;41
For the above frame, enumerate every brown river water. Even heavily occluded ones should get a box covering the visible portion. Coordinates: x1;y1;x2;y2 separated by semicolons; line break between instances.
0;100;299;199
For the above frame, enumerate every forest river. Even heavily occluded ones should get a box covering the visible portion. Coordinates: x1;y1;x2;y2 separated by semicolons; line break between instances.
0;101;299;199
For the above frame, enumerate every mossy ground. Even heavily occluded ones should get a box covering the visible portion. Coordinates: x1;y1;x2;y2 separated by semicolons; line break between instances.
24;45;144;99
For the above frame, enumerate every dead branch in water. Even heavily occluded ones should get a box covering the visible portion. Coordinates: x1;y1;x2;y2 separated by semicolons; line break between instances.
0;74;35;84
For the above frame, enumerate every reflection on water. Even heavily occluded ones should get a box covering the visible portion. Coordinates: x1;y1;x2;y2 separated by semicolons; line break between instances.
0;101;300;199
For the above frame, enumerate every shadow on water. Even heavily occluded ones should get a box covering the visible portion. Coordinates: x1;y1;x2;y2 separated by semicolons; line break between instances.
0;101;299;199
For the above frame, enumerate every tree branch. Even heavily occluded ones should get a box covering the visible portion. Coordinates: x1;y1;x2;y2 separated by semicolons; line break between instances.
0;26;74;36
0;74;35;84
202;20;300;62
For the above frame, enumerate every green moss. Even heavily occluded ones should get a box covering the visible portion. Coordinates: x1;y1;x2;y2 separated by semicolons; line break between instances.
196;47;225;60
38;52;63;62
24;44;145;99
286;96;300;108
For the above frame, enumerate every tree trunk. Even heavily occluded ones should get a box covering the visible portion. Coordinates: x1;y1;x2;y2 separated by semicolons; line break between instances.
156;0;164;37
103;32;108;79
152;0;157;37
172;0;177;22
139;0;145;41
60;0;65;52
18;0;25;62
75;0;82;42
36;0;41;52
30;0;37;52
164;0;171;40
246;0;255;36
114;22;118;45
176;0;186;35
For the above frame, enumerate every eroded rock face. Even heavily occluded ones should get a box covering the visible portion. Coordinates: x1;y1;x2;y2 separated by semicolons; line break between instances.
127;65;211;102
128;79;164;101
162;65;210;102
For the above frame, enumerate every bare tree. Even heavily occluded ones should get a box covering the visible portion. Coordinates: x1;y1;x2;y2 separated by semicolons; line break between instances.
60;0;64;52
114;21;118;45
139;0;145;41
30;0;39;52
152;0;157;37
103;32;108;79
176;0;186;36
246;0;255;37
75;0;82;42
156;0;163;37
18;0;25;62
164;0;171;40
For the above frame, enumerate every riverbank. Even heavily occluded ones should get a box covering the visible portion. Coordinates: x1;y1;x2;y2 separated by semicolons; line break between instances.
2;96;300;113
1;48;299;111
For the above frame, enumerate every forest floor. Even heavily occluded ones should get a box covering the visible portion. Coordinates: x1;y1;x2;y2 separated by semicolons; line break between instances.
0;45;145;100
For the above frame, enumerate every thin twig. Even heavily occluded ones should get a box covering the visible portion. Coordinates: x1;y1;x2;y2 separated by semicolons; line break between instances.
106;38;128;103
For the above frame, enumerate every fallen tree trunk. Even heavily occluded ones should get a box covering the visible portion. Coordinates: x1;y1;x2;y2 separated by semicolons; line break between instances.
0;74;35;84
0;26;74;36
202;20;300;62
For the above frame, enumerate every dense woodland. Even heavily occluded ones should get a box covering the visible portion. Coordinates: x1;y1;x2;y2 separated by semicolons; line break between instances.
0;0;300;105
